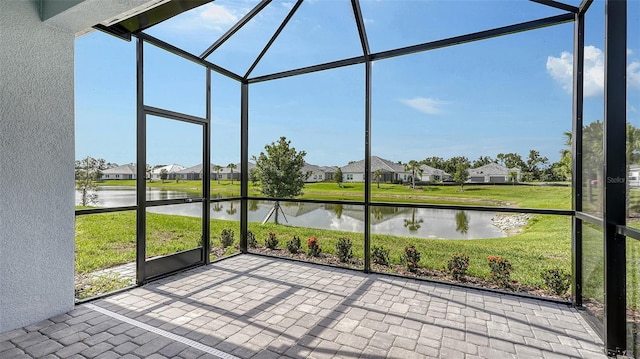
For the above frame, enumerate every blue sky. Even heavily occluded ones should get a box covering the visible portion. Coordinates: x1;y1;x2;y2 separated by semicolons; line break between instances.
75;0;640;168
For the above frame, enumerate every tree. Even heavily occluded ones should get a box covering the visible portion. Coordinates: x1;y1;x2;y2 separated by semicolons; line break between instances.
334;167;344;188
227;163;237;185
496;153;525;170
226;202;237;215
253;137;307;224
524;149;549;181
404;160;423;189
75;156;106;206
249;168;259;186
213;165;222;184
146;164;153;182
422;156;446;170
472;156;496;168
373;169;384;188
453;162;470;191
443;156;470;175
160;168;168;183
508;171;519;184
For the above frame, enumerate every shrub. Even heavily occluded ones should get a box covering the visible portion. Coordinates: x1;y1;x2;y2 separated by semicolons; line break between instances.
487;255;513;288
335;237;353;263
220;229;235;248
371;246;390;266
447;253;470;280
402;245;421;272
541;268;571;296
247;231;257;248
287;236;302;254
307;236;321;257
265;231;278;249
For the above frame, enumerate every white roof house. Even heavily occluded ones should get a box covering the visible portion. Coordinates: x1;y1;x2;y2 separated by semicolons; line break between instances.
150;164;185;180
468;163;521;183
102;164;136;180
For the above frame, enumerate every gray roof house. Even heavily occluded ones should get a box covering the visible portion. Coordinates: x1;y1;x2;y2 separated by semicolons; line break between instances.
302;162;325;182
341;156;409;183
217;162;256;180
468;163;521;183
418;164;451;182
102;164;136;180
176;163;218;180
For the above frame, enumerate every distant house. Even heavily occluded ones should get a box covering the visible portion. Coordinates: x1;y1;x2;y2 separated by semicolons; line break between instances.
218;162;256;181
177;164;210;180
320;166;338;181
630;164;640;188
302;163;325;183
468;163;521;183
418;164;451;182
341;156;409;183
151;164;185;181
102;164;136;180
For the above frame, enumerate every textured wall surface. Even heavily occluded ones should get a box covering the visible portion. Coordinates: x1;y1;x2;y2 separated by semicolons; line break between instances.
0;1;76;333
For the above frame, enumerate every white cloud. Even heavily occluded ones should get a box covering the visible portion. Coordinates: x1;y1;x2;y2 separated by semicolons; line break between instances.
547;45;640;96
199;4;238;29
629;61;640;88
399;97;449;115
546;45;604;97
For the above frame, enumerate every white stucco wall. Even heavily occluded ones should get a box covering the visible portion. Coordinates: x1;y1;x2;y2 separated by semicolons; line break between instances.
0;1;77;333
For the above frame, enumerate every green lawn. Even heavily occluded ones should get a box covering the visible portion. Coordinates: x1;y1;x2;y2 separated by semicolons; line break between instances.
98;180;572;209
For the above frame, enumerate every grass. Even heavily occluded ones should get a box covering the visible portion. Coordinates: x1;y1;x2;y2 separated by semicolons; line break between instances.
76;211;570;288
98;180;571;209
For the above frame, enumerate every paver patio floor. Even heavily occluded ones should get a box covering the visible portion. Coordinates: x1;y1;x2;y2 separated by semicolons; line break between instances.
1;255;606;358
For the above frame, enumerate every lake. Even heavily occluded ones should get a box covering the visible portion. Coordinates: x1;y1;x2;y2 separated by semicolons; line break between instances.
77;187;506;240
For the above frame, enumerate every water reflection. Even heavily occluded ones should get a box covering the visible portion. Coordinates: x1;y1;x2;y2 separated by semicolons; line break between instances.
456;210;469;234
80;187;507;240
403;208;423;231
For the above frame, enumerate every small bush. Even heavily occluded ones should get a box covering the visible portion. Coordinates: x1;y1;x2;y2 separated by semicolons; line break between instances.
402;245;421;272
447;253;470;280
541;268;571;296
265;231;278;249
336;237;353;263
307;236;321;257
371;246;390;266
247;231;257;248
220;229;235;248
287;236;302;254
487;255;513;288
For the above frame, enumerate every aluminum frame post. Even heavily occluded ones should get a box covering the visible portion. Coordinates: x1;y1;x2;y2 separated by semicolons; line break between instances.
603;0;627;355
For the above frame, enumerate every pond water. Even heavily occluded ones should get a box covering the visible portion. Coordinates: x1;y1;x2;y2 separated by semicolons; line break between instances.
77;187;506;240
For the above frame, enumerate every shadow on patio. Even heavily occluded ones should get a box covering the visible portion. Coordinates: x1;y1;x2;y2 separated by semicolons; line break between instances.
2;255;606;358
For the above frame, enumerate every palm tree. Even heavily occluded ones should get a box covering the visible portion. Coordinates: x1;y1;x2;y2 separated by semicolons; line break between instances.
213;165;222;184
404;160;423;189
373;169;384;188
226;201;237;215
227;163;237;185
455;211;469;234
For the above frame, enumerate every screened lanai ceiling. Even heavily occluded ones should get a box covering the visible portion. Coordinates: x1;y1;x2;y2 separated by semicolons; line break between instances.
100;0;584;80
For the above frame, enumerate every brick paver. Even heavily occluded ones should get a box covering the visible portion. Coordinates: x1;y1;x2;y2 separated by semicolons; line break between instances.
1;255;606;358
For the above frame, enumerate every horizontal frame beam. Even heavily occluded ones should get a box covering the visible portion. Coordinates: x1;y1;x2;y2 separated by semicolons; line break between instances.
144;106;208;125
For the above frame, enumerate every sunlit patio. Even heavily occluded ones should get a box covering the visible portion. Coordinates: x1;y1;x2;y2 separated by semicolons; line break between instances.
2;255;606;358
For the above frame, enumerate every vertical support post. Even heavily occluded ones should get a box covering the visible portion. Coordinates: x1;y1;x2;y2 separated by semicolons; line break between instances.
135;37;146;284
572;12;585;307
203;69;212;264
240;82;249;253
364;61;372;273
603;0;627;354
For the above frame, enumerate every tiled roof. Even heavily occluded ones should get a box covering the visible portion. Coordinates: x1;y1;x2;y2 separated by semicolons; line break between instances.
341;156;405;173
103;164;136;175
419;164;450;176
468;163;520;176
